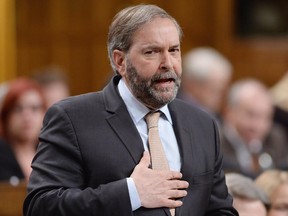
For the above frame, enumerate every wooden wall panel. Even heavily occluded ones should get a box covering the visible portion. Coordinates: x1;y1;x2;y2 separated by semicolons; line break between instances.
168;0;214;51
16;0;212;94
211;0;288;86
17;1;95;95
230;39;288;85
0;0;16;83
15;0;288;95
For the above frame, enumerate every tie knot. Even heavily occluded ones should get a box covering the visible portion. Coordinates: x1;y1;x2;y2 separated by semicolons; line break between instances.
145;111;161;129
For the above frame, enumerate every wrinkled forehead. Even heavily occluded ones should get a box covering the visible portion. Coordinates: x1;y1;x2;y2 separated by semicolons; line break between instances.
130;17;181;46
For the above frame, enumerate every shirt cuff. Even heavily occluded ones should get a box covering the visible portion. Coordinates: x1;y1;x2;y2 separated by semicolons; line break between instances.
126;177;141;211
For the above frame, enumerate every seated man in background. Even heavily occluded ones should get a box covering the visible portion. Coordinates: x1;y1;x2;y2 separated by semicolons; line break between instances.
178;47;233;123
270;71;288;137
221;79;288;178
226;172;269;216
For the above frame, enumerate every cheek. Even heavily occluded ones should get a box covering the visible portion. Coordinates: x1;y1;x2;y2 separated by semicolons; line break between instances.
236;111;255;129
7;115;21;129
173;58;182;75
134;63;156;79
6;119;22;137
36;116;44;128
30;112;45;127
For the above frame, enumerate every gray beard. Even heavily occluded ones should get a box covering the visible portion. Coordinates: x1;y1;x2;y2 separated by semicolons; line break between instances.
126;59;181;110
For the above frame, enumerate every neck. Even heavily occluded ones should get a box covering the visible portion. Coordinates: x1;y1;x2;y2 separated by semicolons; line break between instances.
10;139;36;182
9;138;37;151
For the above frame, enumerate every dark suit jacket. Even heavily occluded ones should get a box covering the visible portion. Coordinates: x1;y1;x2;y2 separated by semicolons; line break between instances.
0;138;25;181
23;76;237;216
221;123;288;178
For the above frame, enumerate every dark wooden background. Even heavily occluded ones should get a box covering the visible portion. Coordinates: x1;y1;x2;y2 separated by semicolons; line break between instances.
15;0;288;95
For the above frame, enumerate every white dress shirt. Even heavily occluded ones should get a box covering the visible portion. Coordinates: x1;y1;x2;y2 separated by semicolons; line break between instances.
118;78;181;210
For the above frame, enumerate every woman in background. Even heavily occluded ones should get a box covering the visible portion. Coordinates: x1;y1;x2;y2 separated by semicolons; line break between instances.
0;78;47;183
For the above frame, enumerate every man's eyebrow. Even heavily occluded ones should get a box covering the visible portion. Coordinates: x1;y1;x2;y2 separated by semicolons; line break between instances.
170;44;180;49
141;44;160;49
141;44;180;49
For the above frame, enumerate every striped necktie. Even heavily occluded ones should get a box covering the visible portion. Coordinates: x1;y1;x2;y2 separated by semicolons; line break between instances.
145;111;175;216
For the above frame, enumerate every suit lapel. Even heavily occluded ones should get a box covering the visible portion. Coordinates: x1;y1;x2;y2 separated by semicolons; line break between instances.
103;76;144;164
103;77;191;216
169;102;193;173
106;109;145;164
169;102;194;216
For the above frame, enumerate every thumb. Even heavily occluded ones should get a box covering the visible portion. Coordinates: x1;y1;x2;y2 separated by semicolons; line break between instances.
139;151;151;168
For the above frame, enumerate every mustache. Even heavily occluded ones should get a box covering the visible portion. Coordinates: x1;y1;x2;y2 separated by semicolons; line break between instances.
151;71;179;82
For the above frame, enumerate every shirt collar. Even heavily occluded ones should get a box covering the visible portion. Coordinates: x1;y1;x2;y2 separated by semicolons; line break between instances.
118;78;173;124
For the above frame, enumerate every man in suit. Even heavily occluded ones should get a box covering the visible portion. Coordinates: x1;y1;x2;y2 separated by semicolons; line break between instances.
178;47;233;124
221;79;288;178
23;4;238;216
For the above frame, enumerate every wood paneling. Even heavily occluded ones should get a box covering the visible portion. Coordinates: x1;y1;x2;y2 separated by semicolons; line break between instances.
0;0;16;83
16;0;114;95
15;0;288;95
0;181;26;216
211;0;288;86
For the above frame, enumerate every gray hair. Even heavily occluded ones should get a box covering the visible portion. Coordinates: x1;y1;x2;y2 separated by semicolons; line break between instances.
227;78;271;107
107;4;183;74
226;173;269;205
255;169;288;200
183;47;232;81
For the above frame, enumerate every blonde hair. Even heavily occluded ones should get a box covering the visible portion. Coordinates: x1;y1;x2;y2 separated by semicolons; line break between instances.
255;169;288;199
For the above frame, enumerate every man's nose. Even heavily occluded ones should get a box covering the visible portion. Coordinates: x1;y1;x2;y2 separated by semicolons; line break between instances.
160;51;173;71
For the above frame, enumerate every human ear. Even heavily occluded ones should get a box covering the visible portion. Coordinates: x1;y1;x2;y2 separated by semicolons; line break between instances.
113;50;126;76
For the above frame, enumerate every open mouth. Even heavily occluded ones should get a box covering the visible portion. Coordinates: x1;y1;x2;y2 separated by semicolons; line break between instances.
153;78;176;90
155;78;175;83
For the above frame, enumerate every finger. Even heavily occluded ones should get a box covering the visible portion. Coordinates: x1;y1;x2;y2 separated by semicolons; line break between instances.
164;198;184;208
166;171;183;180
167;188;188;200
175;181;189;189
171;180;189;190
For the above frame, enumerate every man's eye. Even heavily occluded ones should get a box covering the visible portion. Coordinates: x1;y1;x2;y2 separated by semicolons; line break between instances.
145;50;153;55
144;49;159;55
145;50;157;55
170;48;180;53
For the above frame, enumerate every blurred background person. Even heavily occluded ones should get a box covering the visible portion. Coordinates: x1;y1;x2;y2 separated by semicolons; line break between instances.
270;71;288;137
178;47;233;123
256;169;288;216
32;65;70;108
221;79;288;178
0;78;47;183
0;82;9;111
226;172;269;216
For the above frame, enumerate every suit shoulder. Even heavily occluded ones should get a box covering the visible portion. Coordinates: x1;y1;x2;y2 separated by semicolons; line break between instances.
50;91;104;112
171;98;212;120
44;91;105;121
